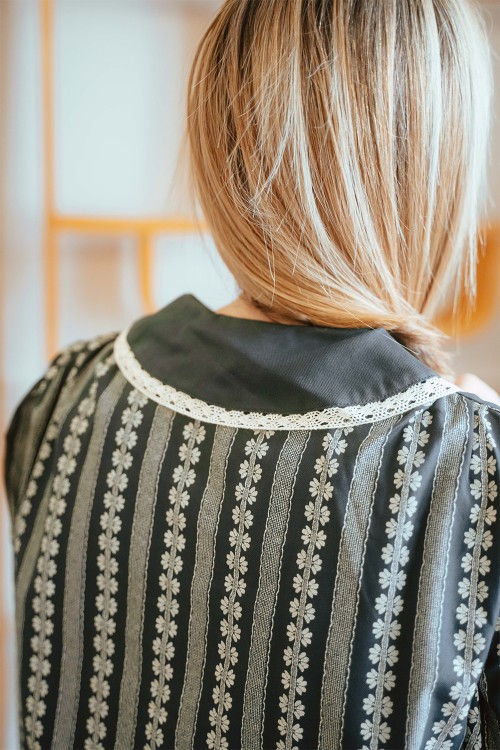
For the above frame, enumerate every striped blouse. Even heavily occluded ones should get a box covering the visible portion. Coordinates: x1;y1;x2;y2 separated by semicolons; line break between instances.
4;293;500;750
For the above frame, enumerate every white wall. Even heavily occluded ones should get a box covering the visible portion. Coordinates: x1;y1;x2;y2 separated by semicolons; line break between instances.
0;3;231;747
1;0;235;423
446;3;500;389
2;0;500;421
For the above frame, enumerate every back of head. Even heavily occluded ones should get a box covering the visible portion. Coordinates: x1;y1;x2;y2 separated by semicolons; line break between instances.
186;0;493;377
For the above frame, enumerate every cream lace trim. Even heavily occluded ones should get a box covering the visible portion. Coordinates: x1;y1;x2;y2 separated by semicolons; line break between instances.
113;328;459;430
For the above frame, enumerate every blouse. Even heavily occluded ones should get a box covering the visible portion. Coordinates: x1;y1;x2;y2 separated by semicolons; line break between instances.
3;292;500;750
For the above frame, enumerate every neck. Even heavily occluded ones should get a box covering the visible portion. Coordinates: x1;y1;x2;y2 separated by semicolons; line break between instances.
215;294;307;325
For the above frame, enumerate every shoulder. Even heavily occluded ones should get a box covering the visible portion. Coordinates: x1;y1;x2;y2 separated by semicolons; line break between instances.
3;330;120;518
425;385;500;432
455;388;500;437
438;389;500;475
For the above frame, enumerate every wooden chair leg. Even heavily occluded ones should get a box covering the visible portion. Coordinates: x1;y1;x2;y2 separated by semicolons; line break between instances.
138;232;155;313
435;226;500;338
45;225;58;361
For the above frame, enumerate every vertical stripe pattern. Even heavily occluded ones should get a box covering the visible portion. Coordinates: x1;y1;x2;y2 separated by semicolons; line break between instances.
144;418;207;749
84;388;149;750
405;395;469;748
241;430;311;750
114;406;175;749
52;370;126;750
363;409;431;749
277;428;346;750
424;405;499;749
175;426;237;748
207;430;275;750
6;328;500;750
24;380;102;750
318;415;402;750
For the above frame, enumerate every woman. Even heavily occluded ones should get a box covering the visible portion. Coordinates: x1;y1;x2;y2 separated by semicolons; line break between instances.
4;1;500;748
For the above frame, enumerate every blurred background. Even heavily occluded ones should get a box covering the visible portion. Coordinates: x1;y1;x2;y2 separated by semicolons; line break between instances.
0;0;499;747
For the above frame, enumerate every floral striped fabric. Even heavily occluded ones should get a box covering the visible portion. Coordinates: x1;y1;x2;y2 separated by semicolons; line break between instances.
4;294;500;750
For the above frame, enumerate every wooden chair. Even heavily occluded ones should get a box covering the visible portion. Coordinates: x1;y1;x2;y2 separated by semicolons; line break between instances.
434;224;500;339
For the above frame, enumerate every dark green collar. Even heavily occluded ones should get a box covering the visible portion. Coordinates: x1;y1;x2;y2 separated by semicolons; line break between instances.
122;294;439;415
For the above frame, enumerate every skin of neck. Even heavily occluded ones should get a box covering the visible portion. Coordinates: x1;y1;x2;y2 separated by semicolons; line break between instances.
215;294;307;325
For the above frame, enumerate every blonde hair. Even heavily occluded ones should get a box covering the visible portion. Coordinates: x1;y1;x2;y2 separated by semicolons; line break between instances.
186;0;493;377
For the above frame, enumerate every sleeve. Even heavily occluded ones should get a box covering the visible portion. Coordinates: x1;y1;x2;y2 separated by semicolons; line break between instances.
479;617;500;735
2;332;117;521
4;348;72;517
478;404;500;734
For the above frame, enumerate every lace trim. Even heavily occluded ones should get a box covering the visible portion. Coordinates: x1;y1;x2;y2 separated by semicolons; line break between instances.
113;327;459;430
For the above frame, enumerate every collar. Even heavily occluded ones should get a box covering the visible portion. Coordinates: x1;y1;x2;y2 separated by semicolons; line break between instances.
113;293;458;429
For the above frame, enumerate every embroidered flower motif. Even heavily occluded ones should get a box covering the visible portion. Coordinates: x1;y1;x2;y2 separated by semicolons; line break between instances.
309;477;334;500
461;552;491;577
244;438;269;458
314;455;339;476
235;483;257;504
453;629;486;654
239;460;262;483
